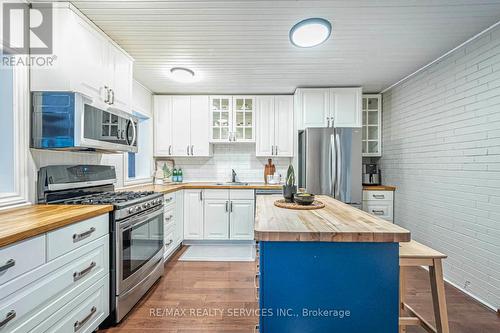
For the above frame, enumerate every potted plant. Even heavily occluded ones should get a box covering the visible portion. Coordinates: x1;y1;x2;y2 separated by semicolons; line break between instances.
283;164;297;203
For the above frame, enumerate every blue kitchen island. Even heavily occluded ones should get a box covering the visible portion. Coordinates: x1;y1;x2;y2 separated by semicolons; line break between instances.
254;195;411;333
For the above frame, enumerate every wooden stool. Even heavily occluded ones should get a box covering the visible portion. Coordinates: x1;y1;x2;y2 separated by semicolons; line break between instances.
399;240;450;333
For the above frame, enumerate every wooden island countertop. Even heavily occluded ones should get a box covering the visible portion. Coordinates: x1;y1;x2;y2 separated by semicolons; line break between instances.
254;195;410;242
0;205;113;247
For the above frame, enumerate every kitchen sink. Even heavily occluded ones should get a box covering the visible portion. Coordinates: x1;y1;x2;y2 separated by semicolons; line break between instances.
215;182;249;186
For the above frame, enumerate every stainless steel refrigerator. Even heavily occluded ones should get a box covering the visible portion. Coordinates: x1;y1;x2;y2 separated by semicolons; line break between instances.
298;127;362;208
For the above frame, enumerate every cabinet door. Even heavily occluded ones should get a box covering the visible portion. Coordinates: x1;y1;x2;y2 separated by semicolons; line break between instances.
229;200;255;240
331;87;362;128
255;96;275;156
204;199;230;239
183;190;204;240
109;45;133;113
72;14;110;105
233;96;255;142
297;89;329;128
210;96;232;142
274;95;294;157
153;96;172;156
171;96;191;156
190;96;211;156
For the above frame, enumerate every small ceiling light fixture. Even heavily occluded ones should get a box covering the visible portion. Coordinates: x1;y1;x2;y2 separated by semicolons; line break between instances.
289;18;332;48
169;67;196;83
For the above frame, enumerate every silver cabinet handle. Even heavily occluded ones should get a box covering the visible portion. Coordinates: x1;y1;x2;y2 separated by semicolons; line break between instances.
373;194;385;199
73;261;96;282
191;145;194;156
327;117;330;127
372;210;385;215
275;145;279;155
225;201;229;212
230;201;233;213
165;214;173;221
165;197;173;203
74;306;97;332
165;239;173;246
168;145;172;155
73;227;96;243
0;310;16;328
103;86;110;103
0;259;15;273
199;191;203;201
271;145;274;155
187;145;190;155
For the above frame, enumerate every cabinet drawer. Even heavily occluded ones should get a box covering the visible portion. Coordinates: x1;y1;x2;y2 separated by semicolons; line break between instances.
46;214;108;260
363;202;393;221
163;207;175;230
230;189;255;200
0;235;45;287
0;236;108;332
164;228;175;256
164;192;176;207
362;190;393;201
204;189;229;200
36;275;109;333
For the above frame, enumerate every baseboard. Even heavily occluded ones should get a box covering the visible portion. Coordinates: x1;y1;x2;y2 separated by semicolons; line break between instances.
182;239;256;246
419;266;497;312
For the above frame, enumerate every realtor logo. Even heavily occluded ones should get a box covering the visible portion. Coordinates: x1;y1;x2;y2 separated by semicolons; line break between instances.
2;2;53;55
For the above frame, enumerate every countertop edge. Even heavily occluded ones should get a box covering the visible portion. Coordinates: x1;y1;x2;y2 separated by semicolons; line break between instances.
0;205;113;248
254;230;411;243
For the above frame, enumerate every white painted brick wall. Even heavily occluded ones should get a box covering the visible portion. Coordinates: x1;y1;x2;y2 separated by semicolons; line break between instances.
381;27;500;309
170;143;291;183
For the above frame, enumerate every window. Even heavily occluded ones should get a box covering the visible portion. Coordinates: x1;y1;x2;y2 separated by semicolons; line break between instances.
0;59;29;209
124;113;153;185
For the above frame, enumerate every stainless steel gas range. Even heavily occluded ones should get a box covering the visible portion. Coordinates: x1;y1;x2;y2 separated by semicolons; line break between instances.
37;165;164;324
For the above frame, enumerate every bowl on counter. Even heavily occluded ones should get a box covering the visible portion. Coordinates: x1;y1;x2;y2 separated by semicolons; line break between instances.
293;193;315;205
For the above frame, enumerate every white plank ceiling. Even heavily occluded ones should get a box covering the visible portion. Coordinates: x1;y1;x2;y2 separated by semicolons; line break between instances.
67;0;500;94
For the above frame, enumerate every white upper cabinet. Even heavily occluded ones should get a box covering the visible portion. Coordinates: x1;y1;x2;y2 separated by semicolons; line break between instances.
296;88;330;128
153;96;173;156
330;88;362;128
256;95;294;157
171;96;191;156
295;87;362;129
30;5;134;113
362;94;382;157
154;95;211;157
190;96;211;156
209;96;255;142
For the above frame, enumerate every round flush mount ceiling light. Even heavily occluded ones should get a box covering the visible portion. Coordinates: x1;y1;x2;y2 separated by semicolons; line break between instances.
289;18;332;48
169;67;196;83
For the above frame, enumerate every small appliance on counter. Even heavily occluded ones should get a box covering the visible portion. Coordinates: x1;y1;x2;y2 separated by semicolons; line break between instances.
363;163;381;185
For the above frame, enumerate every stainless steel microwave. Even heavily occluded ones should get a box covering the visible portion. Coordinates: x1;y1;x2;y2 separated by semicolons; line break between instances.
31;92;138;153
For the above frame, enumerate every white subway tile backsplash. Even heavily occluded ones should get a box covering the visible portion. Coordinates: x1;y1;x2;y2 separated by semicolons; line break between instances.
164;143;291;183
381;25;500;309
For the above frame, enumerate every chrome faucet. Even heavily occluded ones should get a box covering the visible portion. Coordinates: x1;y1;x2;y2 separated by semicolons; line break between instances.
231;169;237;183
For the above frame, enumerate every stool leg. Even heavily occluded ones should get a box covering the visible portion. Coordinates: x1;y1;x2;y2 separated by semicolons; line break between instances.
429;259;450;333
399;266;407;333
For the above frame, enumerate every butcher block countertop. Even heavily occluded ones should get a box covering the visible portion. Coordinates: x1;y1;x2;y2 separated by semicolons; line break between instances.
363;185;396;191
0;205;113;247
123;182;282;194
254;195;410;242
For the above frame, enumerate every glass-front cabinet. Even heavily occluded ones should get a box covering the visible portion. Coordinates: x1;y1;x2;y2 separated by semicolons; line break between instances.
362;94;382;157
209;96;255;142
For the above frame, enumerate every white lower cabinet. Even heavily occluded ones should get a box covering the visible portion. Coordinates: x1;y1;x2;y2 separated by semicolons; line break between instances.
163;191;184;261
202;190;255;241
229;200;255;240
204;199;230;239
183;189;204;240
362;190;394;223
0;215;110;333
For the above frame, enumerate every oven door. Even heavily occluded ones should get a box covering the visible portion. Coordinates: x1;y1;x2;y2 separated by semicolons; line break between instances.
116;206;164;294
76;94;138;153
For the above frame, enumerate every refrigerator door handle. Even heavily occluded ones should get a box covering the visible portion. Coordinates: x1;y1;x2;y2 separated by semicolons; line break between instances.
330;134;336;196
335;132;342;199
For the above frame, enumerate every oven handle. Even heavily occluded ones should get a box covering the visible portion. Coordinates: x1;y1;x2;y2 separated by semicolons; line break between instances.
119;206;163;231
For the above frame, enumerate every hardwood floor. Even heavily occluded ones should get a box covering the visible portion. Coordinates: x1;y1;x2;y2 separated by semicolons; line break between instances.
100;246;500;333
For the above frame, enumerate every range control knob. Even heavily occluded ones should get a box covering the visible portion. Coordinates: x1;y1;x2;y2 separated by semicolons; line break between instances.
128;207;134;213
135;206;141;212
